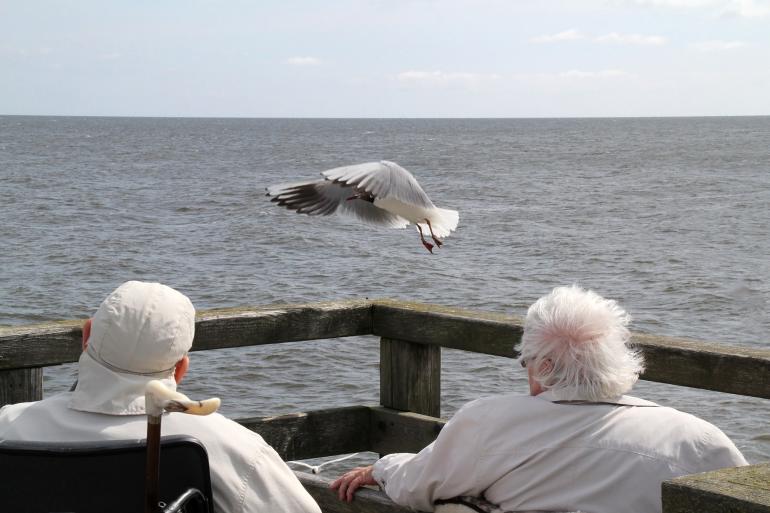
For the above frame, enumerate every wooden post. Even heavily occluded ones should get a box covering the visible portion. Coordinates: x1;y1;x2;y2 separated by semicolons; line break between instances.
0;367;43;407
379;338;440;418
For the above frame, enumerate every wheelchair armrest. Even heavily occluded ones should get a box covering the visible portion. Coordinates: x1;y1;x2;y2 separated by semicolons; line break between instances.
162;487;210;513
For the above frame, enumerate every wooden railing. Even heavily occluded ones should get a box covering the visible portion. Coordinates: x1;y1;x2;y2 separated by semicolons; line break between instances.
1;299;769;512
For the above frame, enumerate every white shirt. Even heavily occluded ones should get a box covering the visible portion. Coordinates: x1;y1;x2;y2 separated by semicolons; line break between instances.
0;393;321;513
372;390;747;513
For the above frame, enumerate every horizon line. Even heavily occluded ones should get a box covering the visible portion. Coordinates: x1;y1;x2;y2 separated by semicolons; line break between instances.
2;113;769;120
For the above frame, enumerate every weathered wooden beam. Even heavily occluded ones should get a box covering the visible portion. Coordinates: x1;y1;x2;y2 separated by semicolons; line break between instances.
372;300;770;400
193;300;373;351
0;321;83;370
0;300;372;370
0;367;43;405
372;300;523;357
369;406;446;456
236;406;372;461
297;472;413;513
632;333;770;400
380;338;441;417
662;463;770;513
2;299;769;399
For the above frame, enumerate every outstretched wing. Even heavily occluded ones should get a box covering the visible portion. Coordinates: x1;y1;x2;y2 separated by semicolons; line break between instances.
322;161;435;209
266;179;410;228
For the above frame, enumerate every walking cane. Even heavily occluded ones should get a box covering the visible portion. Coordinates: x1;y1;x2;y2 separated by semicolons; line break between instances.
144;380;221;513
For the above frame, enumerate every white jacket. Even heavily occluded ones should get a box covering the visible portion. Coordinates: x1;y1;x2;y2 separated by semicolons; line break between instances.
373;390;747;513
0;393;321;513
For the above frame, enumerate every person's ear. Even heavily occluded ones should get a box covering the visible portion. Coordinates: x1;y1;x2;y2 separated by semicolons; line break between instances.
82;318;93;351
527;358;553;396
174;355;190;384
527;365;544;396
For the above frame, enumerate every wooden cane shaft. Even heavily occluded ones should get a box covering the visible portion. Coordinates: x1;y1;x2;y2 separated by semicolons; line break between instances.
145;416;162;513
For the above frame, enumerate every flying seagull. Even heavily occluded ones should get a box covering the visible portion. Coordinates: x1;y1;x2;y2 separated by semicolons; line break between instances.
266;161;459;253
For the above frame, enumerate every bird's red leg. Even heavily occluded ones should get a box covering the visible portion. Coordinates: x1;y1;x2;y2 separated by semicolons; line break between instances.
425;219;443;247
417;225;434;253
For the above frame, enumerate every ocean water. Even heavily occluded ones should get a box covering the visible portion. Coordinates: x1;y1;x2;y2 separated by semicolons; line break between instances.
1;116;768;465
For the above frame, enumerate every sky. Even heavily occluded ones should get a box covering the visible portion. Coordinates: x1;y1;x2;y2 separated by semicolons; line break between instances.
1;0;769;117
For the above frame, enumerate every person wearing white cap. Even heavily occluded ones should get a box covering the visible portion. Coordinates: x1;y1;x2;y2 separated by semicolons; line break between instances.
0;281;321;513
331;285;747;513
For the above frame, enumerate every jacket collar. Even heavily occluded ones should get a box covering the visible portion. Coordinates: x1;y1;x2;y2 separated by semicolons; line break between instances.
536;389;660;407
68;351;177;415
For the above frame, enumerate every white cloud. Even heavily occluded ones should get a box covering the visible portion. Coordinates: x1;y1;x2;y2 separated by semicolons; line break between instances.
624;0;770;18
395;70;501;87
511;70;634;84
531;29;666;46
557;69;633;79
1;47;53;58
98;52;122;61
286;56;322;66
720;0;770;17
530;29;585;43
626;0;714;6
691;39;748;50
594;32;667;45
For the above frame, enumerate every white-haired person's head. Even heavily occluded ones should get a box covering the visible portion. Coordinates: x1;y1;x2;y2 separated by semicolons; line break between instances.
519;285;644;401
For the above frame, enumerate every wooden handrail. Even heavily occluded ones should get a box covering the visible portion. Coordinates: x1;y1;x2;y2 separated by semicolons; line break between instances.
1;298;769;399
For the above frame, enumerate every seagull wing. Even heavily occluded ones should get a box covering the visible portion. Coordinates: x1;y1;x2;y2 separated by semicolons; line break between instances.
267;179;410;228
322;161;435;209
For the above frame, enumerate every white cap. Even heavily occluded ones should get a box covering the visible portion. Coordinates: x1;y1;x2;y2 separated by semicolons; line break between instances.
87;281;195;375
69;281;196;415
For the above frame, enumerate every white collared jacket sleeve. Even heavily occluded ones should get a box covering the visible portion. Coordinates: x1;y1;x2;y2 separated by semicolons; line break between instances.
372;401;487;512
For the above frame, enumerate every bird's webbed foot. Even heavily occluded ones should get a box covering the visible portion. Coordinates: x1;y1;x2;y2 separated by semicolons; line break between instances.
417;224;435;253
425;219;443;248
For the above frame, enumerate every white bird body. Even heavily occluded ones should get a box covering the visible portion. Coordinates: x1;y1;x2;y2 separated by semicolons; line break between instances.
267;160;459;252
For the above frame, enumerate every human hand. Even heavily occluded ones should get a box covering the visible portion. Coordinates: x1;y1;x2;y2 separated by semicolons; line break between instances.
329;465;377;502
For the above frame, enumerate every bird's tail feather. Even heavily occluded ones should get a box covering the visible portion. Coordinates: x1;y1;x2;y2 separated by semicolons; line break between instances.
420;208;459;238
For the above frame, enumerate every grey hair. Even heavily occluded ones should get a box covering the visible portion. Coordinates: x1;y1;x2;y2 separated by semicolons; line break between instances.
519;285;644;401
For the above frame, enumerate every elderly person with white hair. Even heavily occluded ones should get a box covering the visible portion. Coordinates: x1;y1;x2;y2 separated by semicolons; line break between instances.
331;285;747;513
0;281;321;513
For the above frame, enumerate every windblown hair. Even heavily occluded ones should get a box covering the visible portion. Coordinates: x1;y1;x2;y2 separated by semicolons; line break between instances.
519;285;644;401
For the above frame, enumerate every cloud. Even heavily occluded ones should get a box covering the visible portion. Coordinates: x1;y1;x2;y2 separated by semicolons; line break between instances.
690;39;748;50
510;70;634;85
624;0;770;18
720;0;770;17
395;70;501;87
286;56;322;66
531;29;666;46
1;46;53;58
594;32;667;45
396;69;633;87
530;29;585;43
625;0;714;6
557;69;633;79
98;52;122;61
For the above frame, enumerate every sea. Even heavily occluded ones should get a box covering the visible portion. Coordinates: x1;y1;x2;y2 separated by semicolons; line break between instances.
1;116;768;468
